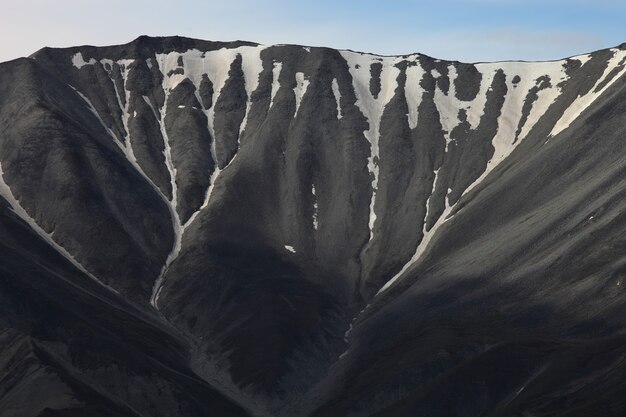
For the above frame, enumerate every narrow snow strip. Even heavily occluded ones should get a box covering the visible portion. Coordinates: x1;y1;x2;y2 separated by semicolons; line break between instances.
340;51;401;242
117;60;141;163
239;48;266;135
293;72;310;118
312;185;319;230
405;60;425;129
422;168;440;231
331;78;343;119
0;162;116;292
150;59;183;308
285;245;296;253
551;49;626;137
71;52;96;69
269;61;283;109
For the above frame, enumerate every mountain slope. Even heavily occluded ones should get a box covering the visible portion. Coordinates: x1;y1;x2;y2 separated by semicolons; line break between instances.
0;35;625;416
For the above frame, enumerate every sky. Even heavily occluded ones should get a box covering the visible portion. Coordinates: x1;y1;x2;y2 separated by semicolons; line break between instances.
1;0;625;63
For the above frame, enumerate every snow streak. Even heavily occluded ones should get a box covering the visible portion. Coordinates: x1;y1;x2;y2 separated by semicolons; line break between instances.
340;51;402;242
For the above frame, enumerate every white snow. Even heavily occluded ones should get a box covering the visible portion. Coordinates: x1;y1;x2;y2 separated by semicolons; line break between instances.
71;52;96;69
423;168;440;231
340;51;401;242
145;58;153;69
178;105;186;109
0;161;116;292
293;72;310;118
285;245;296;253
269;61;283;109
117;59;143;163
331;78;343;119
405;59;425;129
312;185;319;230
550;49;626;138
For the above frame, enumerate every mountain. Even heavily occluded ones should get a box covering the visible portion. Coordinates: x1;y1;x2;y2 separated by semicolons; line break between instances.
0;35;625;417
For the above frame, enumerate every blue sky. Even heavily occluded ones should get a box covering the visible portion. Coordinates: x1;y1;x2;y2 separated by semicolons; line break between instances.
1;0;625;63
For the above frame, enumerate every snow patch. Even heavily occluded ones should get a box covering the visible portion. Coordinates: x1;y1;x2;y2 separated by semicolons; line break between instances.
285;245;296;253
293;72;310;117
331;78;343;119
71;52;96;69
405;60;426;129
269;61;283;109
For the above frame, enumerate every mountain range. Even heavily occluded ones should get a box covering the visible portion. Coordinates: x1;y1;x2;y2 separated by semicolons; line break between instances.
1;35;625;416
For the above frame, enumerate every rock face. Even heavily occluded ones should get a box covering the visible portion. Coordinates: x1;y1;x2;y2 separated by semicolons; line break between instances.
1;35;626;416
